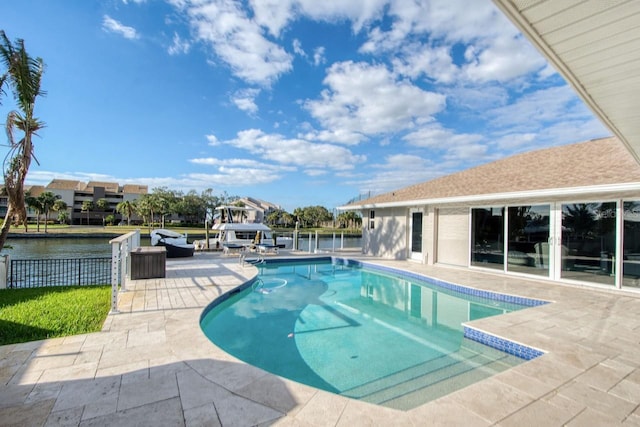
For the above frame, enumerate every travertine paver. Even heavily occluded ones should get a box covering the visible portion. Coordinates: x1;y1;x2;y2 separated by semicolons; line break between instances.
2;252;640;426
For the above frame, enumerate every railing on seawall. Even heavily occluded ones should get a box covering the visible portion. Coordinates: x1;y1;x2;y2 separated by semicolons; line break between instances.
292;231;362;253
109;229;141;313
8;258;112;289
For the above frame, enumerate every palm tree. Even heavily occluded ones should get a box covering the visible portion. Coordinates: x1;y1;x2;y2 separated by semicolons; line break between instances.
81;200;93;225
52;199;68;224
116;200;135;226
96;198;110;226
0;31;46;251
25;192;42;232
38;191;57;233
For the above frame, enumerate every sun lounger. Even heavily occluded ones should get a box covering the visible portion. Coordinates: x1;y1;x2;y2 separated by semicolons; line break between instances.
223;243;246;256
257;243;278;255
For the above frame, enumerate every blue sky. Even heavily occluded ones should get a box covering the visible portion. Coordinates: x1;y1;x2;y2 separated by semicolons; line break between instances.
1;0;609;212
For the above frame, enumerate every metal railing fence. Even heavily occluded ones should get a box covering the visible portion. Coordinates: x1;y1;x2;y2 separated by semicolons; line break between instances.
9;257;112;289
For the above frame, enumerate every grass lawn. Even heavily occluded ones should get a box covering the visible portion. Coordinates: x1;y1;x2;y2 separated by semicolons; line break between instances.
0;286;111;346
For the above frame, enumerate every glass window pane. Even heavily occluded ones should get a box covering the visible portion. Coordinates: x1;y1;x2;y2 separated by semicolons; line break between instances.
507;205;550;276
623;201;640;288
471;207;504;270
411;212;423;253
561;202;616;286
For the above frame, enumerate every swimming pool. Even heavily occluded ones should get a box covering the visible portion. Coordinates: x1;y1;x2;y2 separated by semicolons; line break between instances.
200;258;546;410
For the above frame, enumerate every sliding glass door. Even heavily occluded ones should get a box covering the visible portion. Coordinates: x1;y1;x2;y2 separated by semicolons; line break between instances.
471;207;504;270
507;205;550;276
560;202;616;286
623;201;640;288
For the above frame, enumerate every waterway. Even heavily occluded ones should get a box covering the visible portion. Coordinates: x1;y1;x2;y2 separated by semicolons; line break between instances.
2;235;362;260
2;237;120;259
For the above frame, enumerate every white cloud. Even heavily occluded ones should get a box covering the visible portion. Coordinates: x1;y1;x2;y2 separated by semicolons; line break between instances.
462;34;546;83
231;88;261;114
214;128;366;171
185;169;281;185
249;0;295;36
443;143;489;161
304;169;327;176
304;61;446;143
174;0;293;86
360;0;546;85
295;0;388;33
249;0;388;36
292;39;306;57
168;32;191;55
391;44;458;84
102;15;139;40
346;153;446;195
404;125;483;149
487;85;593;132
494;133;537;150
188;157;296;185
313;46;326;66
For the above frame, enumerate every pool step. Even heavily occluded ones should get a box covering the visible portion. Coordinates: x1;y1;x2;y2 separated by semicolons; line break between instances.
342;342;520;410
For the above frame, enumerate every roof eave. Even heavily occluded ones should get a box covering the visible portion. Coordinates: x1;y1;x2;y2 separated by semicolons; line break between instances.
492;0;640;165
338;182;640;210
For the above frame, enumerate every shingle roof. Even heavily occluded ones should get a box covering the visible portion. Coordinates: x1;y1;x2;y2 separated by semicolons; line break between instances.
344;137;640;208
46;179;82;191
86;181;120;193
25;185;46;197
122;184;148;195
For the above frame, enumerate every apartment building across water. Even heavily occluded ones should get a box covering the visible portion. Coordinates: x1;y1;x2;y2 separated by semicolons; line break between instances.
6;179;148;226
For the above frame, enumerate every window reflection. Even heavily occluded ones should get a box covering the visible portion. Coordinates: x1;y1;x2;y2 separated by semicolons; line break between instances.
623;201;640;288
561;202;616;285
507;205;550;276
471;207;504;270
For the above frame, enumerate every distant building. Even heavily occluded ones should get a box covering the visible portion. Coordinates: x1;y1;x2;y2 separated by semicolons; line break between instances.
235;197;282;223
1;180;148;226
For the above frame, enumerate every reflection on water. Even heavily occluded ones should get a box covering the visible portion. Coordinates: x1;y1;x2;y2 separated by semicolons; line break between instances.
2;237;148;259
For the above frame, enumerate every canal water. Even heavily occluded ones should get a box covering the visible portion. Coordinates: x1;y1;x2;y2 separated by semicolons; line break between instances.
2;235;362;260
1;237;133;260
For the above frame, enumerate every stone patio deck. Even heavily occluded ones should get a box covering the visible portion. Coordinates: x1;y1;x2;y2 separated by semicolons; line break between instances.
1;251;640;426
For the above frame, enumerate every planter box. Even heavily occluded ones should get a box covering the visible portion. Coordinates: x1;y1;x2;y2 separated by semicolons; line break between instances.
130;246;166;279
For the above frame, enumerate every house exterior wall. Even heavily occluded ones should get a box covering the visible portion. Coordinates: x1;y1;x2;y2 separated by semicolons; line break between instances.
362;207;408;259
435;207;470;267
425;206;436;265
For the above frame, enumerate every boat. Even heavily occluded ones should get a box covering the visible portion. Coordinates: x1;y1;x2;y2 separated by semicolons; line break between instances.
150;229;195;258
194;206;293;251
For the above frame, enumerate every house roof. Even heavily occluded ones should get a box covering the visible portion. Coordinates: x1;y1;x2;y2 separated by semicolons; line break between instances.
122;184;148;195
240;197;280;212
85;181;120;193
25;185;46;197
46;179;83;191
341;137;640;209
493;0;640;164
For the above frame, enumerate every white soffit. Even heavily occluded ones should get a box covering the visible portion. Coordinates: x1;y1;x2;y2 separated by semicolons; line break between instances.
493;0;640;164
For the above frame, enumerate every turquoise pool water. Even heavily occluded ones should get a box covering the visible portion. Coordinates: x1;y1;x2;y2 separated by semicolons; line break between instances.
200;259;537;410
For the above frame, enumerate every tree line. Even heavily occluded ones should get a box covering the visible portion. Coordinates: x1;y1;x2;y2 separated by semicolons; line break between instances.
24;185;363;231
111;187;362;230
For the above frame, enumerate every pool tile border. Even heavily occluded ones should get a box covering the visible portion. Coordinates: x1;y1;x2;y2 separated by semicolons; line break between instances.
463;326;545;360
340;258;549;308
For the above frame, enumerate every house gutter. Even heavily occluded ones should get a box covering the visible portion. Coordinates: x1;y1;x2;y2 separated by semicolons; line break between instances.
338;182;640;211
